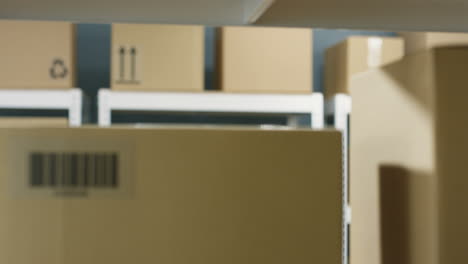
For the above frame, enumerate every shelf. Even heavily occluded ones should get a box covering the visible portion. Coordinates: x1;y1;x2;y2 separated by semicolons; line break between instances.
254;0;468;32
0;89;83;126
0;0;274;26
3;0;467;31
98;89;324;128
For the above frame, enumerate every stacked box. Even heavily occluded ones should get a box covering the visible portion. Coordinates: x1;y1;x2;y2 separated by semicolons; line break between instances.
217;26;313;93
325;36;404;98
0;20;76;89
111;24;204;92
400;32;468;54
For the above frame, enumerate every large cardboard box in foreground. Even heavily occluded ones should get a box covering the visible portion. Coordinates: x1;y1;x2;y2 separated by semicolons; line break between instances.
0;20;76;89
217;26;313;93
350;47;468;264
0;126;342;264
325;36;403;98
111;24;204;92
400;32;468;54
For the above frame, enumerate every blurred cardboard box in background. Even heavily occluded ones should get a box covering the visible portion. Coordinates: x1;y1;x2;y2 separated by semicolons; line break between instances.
400;32;468;54
0;20;76;89
111;24;204;92
217;26;313;93
325;36;403;98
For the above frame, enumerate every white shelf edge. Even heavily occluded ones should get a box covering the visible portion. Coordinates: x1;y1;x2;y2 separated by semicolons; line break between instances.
100;89;321;113
0;89;79;109
98;89;324;128
0;88;83;126
325;93;352;130
325;93;352;264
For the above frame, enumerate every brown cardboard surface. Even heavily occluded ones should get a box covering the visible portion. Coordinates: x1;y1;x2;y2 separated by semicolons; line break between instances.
0;126;342;264
253;0;468;33
111;24;204;92
217;26;312;93
432;48;468;263
0;117;68;127
325;36;403;98
400;32;468;55
0;20;76;89
349;47;468;264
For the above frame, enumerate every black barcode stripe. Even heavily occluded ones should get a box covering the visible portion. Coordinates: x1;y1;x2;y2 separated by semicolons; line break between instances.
30;153;41;187
49;154;57;186
62;153;68;187
97;154;103;187
99;154;107;187
70;154;78;187
29;152;119;189
94;154;99;186
110;154;118;187
101;154;106;186
83;153;89;187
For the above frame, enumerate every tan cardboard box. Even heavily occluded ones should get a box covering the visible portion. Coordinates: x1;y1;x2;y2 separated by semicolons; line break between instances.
349;47;468;264
0;117;68;127
324;36;403;98
400;32;468;54
0;20;76;89
111;24;204;92
217;26;312;93
0;126;342;264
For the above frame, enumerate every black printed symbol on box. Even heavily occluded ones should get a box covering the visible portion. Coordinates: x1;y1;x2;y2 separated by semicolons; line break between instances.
50;59;68;79
117;46;140;84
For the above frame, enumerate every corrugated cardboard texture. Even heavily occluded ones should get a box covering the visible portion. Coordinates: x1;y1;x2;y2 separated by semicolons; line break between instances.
325;36;403;98
0;117;68;127
111;24;204;92
0;127;342;264
0;20;76;89
217;26;312;93
400;32;468;55
349;47;468;264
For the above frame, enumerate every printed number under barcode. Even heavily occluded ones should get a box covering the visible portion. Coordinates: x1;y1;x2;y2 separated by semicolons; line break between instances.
29;152;118;188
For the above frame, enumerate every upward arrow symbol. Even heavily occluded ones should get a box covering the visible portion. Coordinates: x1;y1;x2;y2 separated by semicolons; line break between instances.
130;47;137;81
119;47;125;81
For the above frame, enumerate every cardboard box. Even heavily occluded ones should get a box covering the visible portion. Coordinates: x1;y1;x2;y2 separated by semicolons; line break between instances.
400;32;468;54
349;47;468;264
111;24;204;92
324;36;404;98
0;117;68;127
217;26;312;93
0;126;342;264
0;20;76;89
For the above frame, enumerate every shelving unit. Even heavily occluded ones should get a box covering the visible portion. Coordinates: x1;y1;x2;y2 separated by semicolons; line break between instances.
325;93;352;264
98;89;324;128
326;94;352;132
0;89;83;126
325;93;351;213
0;0;273;26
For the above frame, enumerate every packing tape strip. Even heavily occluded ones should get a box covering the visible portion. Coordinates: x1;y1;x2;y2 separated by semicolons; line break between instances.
367;37;384;68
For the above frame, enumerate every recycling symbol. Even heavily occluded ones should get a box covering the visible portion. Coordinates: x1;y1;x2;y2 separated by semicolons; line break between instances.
49;59;68;79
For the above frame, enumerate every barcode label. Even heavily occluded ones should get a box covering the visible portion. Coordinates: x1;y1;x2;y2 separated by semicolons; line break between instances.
29;152;119;188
